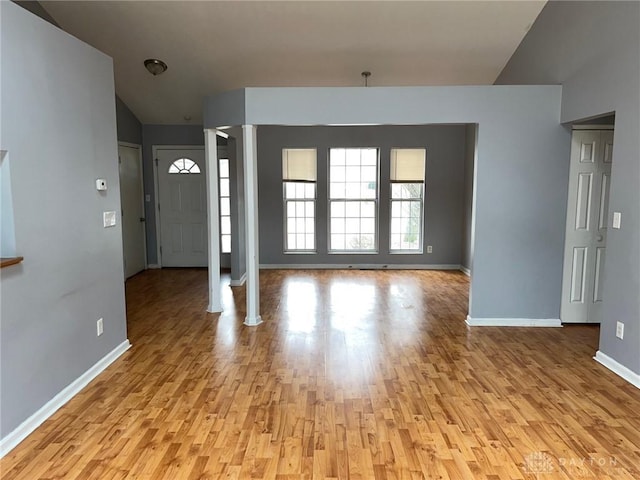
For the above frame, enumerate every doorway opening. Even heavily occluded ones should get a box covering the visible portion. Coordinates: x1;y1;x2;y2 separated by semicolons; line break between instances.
561;113;615;324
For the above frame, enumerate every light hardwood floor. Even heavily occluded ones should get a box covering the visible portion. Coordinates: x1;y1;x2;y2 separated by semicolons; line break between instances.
2;269;639;479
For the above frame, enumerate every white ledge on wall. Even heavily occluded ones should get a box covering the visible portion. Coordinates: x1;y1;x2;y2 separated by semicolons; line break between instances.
594;351;640;389
0;339;131;458
465;316;562;327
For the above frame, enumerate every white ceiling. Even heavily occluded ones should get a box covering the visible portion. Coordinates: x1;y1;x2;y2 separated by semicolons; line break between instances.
41;1;546;125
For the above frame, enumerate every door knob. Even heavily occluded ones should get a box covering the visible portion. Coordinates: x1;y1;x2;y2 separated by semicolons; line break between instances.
596;235;603;242
140;217;146;223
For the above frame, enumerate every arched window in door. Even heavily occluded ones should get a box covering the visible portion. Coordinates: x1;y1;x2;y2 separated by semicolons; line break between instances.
168;157;201;174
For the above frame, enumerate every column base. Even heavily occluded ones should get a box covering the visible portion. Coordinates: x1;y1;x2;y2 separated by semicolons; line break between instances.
207;303;223;314
244;315;263;326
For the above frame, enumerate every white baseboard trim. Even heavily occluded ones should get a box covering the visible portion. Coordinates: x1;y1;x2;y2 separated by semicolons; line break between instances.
259;263;462;270
147;264;161;269
465;316;562;327
459;266;471;276
229;273;247;287
594;351;640;389
0;339;131;458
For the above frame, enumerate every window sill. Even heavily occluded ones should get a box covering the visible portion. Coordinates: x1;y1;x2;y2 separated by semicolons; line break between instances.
1;256;24;268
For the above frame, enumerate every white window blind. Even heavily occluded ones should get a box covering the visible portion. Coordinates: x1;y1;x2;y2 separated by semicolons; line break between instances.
390;148;425;182
283;149;317;181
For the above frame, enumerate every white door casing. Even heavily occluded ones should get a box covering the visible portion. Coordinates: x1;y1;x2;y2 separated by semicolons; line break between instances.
156;148;208;267
561;129;613;324
118;143;146;278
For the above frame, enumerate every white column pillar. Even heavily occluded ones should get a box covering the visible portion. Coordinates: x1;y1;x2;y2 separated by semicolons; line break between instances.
205;129;222;313
242;124;262;326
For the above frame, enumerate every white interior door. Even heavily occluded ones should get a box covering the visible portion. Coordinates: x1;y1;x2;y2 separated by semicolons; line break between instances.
118;144;146;278
561;129;613;323
156;148;208;267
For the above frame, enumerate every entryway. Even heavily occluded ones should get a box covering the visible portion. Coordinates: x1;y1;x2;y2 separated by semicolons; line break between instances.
155;147;208;267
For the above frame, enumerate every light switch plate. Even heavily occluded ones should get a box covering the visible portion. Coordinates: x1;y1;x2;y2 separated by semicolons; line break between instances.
612;211;621;229
103;211;116;227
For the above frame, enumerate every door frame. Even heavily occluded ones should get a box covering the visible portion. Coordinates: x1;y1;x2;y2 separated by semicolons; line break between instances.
560;125;614;323
118;141;147;276
152;145;205;267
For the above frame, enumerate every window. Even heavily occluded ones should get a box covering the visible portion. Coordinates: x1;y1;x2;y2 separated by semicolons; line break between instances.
168;157;200;174
283;149;316;252
329;148;378;252
390;148;426;252
219;158;231;253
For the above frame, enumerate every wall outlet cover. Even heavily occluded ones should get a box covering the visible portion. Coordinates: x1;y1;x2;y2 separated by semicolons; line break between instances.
616;321;624;339
103;211;116;228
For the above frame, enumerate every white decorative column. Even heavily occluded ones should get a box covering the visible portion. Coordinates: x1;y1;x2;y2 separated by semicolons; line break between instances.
205;129;222;313
242;125;262;326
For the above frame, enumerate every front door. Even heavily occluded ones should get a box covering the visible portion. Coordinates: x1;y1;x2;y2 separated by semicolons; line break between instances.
561;129;613;323
156;148;208;267
118;144;146;278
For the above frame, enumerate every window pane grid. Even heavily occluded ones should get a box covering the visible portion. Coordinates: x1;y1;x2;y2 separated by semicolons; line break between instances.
329;148;378;252
284;181;315;251
219;158;231;253
390;183;423;252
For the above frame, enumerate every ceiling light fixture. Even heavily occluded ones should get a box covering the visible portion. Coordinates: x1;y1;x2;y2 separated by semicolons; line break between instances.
144;58;168;76
361;71;371;87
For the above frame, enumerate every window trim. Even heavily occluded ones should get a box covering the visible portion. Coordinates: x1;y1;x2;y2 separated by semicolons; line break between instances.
389;147;426;254
327;147;380;254
219;157;231;254
282;148;318;253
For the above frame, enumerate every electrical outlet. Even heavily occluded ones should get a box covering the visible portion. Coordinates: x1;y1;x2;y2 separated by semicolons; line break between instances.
97;318;104;336
427;245;433;253
616;321;624;339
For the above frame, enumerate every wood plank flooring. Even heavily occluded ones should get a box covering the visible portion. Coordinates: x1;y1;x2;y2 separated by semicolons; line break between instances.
2;268;639;479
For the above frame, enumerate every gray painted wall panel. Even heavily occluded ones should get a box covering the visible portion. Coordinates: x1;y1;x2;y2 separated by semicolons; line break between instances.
115;96;142;145
497;1;640;373
1;2;127;437
226;129;247;282
256;125;466;266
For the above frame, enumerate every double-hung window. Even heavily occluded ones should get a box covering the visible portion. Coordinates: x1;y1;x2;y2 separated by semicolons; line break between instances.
329;148;378;252
283;149;316;252
390;148;426;252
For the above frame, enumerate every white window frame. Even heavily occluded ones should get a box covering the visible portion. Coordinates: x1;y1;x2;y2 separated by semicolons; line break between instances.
219;157;231;254
328;147;379;254
389;148;426;254
283;148;317;253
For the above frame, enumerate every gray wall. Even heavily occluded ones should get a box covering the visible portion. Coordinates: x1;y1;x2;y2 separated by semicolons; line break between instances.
461;124;476;271
141;124;205;265
497;1;639;374
115;96;142;145
256;125;466;267
226;129;247;282
1;2;127;438
206;85;569;321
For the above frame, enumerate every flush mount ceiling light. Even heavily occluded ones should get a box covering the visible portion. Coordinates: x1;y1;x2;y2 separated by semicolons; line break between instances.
144;58;168;76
